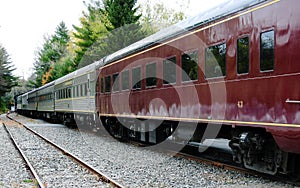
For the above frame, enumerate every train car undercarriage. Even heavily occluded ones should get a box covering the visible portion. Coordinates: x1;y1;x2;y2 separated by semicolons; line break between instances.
100;115;300;178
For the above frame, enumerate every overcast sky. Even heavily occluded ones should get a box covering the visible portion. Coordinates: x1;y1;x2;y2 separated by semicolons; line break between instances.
0;0;227;79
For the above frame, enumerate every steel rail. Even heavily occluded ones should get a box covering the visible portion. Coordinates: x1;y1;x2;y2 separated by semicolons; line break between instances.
6;114;124;188
173;148;300;187
2;122;45;188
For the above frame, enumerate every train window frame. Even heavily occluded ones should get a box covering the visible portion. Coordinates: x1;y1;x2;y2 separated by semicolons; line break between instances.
112;73;120;93
181;50;199;83
121;70;130;91
105;75;111;93
132;66;141;90
146;62;157;88
237;36;250;75
205;42;227;79
163;56;177;85
260;29;275;72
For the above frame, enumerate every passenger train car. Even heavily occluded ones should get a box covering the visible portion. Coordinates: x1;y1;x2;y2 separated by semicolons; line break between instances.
16;0;300;177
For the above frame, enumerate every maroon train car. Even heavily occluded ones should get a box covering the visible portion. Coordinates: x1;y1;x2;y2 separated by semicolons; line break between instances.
96;0;300;175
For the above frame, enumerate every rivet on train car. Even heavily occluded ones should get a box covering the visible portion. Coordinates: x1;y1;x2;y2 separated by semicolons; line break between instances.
237;101;244;109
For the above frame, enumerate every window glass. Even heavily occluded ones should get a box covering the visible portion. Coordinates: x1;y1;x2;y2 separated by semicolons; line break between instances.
76;85;79;97
205;43;226;78
122;70;129;90
67;88;71;98
237;37;249;74
105;76;111;93
100;78;104;93
182;51;198;81
163;57;176;84
80;85;84;96
63;89;66;99
260;30;274;71
112;73;120;92
146;63;157;87
132;67;141;89
85;83;88;94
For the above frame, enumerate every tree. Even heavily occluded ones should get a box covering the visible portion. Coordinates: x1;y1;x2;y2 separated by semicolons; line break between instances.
139;1;187;34
72;1;108;67
77;0;146;68
0;44;18;96
0;44;18;112
33;21;70;86
102;0;141;31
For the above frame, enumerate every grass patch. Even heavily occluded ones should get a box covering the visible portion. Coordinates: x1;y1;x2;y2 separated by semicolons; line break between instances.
23;179;34;183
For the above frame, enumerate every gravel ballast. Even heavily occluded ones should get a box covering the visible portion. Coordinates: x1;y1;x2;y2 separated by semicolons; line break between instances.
0;121;36;187
7;113;296;187
0;114;109;188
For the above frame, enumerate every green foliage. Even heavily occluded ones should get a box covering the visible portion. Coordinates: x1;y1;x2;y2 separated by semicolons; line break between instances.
76;0;146;68
102;0;141;31
31;0;188;85
139;2;187;34
0;44;18;112
33;21;70;86
0;44;18;96
50;55;76;81
72;1;108;66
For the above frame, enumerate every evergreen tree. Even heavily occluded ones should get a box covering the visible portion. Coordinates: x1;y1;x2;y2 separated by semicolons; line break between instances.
0;44;18;96
72;1;108;67
102;0;141;31
0;44;18;112
77;0;146;68
33;21;70;86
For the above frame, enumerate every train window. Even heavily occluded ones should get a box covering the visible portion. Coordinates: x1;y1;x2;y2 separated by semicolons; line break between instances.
132;67;141;90
76;85;79;97
205;43;226;78
146;63;157;87
237;37;249;74
260;30;275;71
84;83;88;95
122;70;130;90
67;88;71;98
105;76;111;93
80;85;83;96
163;57;176;84
182;51;198;82
100;78;104;93
112;73;120;92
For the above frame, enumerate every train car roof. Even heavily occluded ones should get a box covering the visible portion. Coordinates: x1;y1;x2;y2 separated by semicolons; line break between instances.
55;71;75;85
55;59;105;85
73;59;104;77
36;81;55;91
103;0;267;65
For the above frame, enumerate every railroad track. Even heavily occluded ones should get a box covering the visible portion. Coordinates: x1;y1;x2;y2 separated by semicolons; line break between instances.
173;145;300;187
3;122;44;188
4;114;124;188
6;113;299;187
